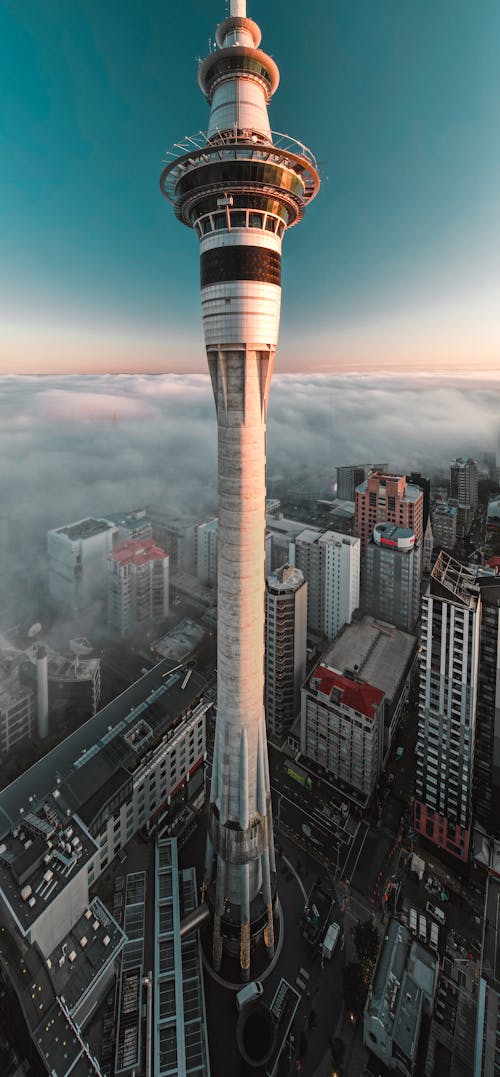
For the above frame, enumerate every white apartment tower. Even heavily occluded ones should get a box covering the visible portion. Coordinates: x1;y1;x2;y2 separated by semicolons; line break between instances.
414;553;480;862
294;529;360;640
197;518;219;588
450;457;479;510
160;0;319;975
107;539;169;636
265;564;307;742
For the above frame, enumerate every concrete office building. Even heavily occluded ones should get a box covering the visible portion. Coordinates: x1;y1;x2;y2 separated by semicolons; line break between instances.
473;575;500;838
301;664;385;801
423;516;434;573
414;553;481;862
197;517;219;587
107;538;169;636
149;511;198;575
431;502;458;549
265;564;307;742
337;464;370;502
293;529;360;640
160;0;319;974
105;507;152;544
48;517;117;613
363;523;421;631
266;514;320;572
355;472;424;551
450;456;479;510
408;472;431;529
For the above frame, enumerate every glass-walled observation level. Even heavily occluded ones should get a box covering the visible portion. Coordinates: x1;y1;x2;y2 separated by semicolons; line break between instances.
160;129;320;230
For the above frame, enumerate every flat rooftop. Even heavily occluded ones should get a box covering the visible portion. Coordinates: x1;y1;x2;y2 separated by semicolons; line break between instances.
323;616;417;704
47;896;125;1014
0;657;206;840
53;518;115;542
0;809;97;933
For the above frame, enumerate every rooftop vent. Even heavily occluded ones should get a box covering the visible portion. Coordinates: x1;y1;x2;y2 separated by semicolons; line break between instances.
80;936;88;948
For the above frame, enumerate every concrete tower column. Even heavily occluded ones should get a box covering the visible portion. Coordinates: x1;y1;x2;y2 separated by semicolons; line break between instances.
160;0;319;976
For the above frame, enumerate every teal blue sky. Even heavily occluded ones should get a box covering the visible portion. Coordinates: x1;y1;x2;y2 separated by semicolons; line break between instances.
1;0;499;373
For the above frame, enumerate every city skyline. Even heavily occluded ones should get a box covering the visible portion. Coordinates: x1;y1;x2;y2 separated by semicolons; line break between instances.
1;0;499;375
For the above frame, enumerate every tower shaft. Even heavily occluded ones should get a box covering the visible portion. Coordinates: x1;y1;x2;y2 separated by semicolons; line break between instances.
160;0;319;975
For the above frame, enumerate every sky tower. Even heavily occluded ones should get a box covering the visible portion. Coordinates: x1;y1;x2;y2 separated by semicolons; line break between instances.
160;0;319;976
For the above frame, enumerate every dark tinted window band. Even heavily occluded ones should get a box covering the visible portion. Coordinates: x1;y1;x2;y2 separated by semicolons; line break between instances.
201;245;281;287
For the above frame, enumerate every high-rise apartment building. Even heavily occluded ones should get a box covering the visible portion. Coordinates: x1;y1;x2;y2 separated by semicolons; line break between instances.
354;472;424;550
408;472;431;528
265;564;307;742
431;502;457;549
197;517;219;588
450;457;479;510
423;516;434;573
160;0;319;974
294;529;360;639
473;575;500;838
107;539;169;636
48;517;117;612
149;511;198;574
337;464;370;502
414;554;480;861
363;523;420;631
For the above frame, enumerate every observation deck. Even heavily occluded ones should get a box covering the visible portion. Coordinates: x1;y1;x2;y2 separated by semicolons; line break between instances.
160;128;320;229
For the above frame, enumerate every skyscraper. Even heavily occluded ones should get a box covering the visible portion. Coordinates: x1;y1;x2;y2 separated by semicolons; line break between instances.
265;564;307;742
473;575;500;838
363;523;420;631
450;456;479;510
293;529;360;640
160;1;319;975
354;472;424;551
414;553;480;861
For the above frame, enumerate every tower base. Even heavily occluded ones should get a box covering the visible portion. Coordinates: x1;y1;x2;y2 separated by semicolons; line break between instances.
204;875;278;981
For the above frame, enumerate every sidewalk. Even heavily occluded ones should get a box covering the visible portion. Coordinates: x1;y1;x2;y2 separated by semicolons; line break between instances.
311;1005;369;1077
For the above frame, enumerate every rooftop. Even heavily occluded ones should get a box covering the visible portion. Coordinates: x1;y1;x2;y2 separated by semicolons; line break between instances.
430;551;479;608
110;538;167;566
0;809;97;933
433;502;457;518
52;518;115;542
267;563;305;593
309;666;384;720
0;657;207;841
47;896;125;1015
323;616;417;705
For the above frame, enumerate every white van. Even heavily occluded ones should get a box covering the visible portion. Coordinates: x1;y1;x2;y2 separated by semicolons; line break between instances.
409;908;418;935
418;914;427;943
322;922;340;960
426;901;446;926
236;980;263;1012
